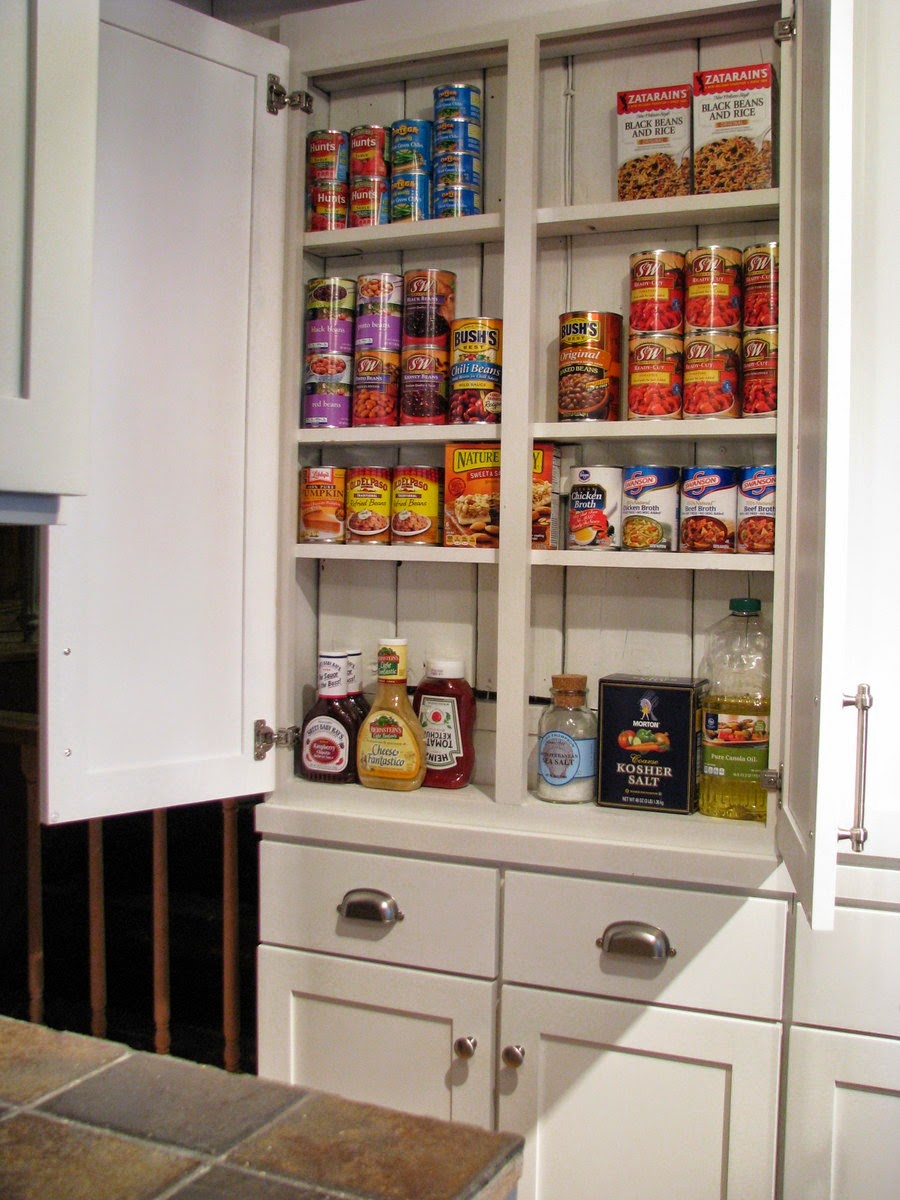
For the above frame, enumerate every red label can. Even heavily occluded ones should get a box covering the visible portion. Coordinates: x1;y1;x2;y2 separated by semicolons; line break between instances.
742;242;779;328
349;177;389;227
349;125;391;179
685;245;743;331
558;311;622;421
400;346;450;425
306;129;349;183
683;331;741;418
627;333;683;419
352;350;400;426
741;327;778;416
305;181;348;232
629;249;685;333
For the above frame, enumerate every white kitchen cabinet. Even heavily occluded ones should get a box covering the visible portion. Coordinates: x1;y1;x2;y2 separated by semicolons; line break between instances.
0;0;98;513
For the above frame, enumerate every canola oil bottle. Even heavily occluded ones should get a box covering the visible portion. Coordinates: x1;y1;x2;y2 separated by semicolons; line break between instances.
698;597;771;822
357;638;426;791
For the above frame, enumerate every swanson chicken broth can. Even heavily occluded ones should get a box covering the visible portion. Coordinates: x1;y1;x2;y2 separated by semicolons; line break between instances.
558;311;622;422
684;245;743;331
567;466;623;549
622;466;680;551
449;318;502;423
390;466;442;545
629;249;685;334
737;465;776;554
344;467;392;544
298;467;345;543
679;465;737;552
349;125;391;179
627;333;683;419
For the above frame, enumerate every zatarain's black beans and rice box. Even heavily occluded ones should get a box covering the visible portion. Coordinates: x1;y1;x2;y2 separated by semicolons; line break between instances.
598;675;705;813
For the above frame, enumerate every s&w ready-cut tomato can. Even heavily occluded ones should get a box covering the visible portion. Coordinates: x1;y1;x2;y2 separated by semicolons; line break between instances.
683;331;741;419
627;333;683;419
742;241;779;328
741;327;778;416
629;249;685;333
684;245;742;331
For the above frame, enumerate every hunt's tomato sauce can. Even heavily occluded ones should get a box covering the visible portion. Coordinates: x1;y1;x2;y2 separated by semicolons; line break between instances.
629;249;685;334
684;245;742;331
742;242;779;328
349;177;389;227
558;311;622;421
741;327;778;416
683;330;741;419
306;129;349;183
305;181;348;232
349;125;391;178
627;333;683;419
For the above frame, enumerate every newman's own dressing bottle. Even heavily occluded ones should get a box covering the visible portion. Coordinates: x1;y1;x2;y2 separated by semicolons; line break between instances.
357;639;426;790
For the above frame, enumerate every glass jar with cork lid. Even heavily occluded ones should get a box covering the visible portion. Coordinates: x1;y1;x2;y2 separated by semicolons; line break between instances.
536;674;598;803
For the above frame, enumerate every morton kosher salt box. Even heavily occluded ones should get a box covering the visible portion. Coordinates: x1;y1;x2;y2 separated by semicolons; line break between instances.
598;674;705;813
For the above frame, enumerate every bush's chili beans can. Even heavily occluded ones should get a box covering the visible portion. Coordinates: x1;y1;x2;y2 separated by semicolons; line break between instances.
629;249;685;334
352;350;401;426
680;466;737;552
303;278;356;428
433;84;482;122
449;318;502;424
622;465;680;551
349;125;391;179
627;333;683;419
390;466;443;545
741;327;778;416
683;330;741;418
345;467;392;544
306;129;349;183
684;245;743;331
742;242;779;328
298;467;345;543
305;181;348;232
349;178;389;227
737;465;776;554
558;312;622;421
567;466;623;549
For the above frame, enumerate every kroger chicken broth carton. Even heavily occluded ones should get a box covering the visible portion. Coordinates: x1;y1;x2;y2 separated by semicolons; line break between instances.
598;675;705;813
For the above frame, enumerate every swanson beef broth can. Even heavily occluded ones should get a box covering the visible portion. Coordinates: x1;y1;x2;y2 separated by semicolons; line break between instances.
737;464;776;554
622;465;680;551
680;465;737;552
558;311;622;421
449;318;502;423
303;277;356;428
567;466;622;549
349;125;391;179
684;245;743;331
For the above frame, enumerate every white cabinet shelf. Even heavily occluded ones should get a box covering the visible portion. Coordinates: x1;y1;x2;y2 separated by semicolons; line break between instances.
537;188;779;238
295;543;498;564
534;549;774;570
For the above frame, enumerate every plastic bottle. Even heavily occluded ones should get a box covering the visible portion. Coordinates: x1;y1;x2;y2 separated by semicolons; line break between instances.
297;651;360;783
357;638;427;790
536;674;598;803
412;660;476;788
345;648;371;723
698;597;771;822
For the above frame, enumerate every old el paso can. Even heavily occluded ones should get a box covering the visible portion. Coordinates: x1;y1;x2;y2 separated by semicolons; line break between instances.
567;466;623;549
629;249;685;334
345;467;392;544
737;464;776;554
680;465;737;552
306;129;349;183
622;465;680;551
558;311;622;422
390;465;442;545
684;245;742;331
349;124;391;179
449;318;502;423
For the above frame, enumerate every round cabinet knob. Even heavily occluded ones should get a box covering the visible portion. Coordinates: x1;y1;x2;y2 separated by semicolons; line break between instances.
454;1035;477;1059
501;1044;526;1069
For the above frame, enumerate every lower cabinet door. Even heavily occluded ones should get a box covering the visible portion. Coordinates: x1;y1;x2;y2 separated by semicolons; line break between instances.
782;1025;900;1200
496;984;781;1200
257;945;497;1128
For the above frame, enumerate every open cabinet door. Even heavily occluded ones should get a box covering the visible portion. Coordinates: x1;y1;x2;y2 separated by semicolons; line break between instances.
41;0;288;822
777;0;853;929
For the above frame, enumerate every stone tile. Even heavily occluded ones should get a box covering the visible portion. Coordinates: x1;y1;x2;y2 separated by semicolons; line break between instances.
0;1110;200;1200
0;1015;127;1105
228;1092;524;1200
167;1163;331;1200
41;1050;300;1155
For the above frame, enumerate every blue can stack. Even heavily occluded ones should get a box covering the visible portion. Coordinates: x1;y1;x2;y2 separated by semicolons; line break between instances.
431;84;483;218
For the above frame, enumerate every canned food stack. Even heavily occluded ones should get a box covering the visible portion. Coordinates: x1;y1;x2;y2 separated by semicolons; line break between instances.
683;245;743;418
305;129;349;232
302;277;356;428
740;242;778;416
431;84;483;219
348;125;391;227
353;273;403;425
627;250;685;419
390;118;433;222
400;269;456;424
558;312;622;421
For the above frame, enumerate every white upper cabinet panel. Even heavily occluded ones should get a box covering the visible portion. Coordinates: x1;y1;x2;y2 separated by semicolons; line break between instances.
41;0;288;822
0;0;98;503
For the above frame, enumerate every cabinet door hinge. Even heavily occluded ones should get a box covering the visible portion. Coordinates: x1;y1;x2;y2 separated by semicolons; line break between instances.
267;74;314;116
254;719;300;760
773;18;796;42
760;765;783;792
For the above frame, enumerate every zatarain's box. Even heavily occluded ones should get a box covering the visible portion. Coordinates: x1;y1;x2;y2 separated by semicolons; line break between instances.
598;674;705;813
692;62;776;193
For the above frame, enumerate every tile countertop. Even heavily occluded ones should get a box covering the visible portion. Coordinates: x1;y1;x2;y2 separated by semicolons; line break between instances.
0;1017;523;1200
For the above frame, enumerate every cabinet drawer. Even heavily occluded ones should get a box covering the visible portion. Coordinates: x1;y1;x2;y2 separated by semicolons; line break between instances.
260;841;499;978
792;905;900;1038
503;871;787;1019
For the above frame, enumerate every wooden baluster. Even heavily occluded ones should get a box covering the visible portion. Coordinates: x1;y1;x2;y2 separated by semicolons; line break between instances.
152;809;170;1055
222;798;240;1072
87;819;107;1037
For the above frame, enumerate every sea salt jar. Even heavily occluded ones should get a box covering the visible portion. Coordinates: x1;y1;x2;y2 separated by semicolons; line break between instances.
536;673;598;803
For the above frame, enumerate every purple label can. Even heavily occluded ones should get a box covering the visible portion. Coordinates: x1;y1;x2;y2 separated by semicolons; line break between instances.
680;465;737;552
432;152;482;188
390;171;431;222
737;465;776;554
433;185;482;219
433;83;482;122
356;273;403;314
390;119;433;172
622;465;680;551
354;310;402;354
302;384;352;428
433;119;483;156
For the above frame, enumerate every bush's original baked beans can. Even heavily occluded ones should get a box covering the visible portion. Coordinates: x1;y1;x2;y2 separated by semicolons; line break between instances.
352;350;400;426
345;467;392;544
558;311;622;422
349;125;391;179
684;245;743;331
737;465;776;554
741;327;778;416
567;466;622;549
433;83;482;122
627;333;683;419
683;330;741;418
629;249;685;334
306;129;349;183
449;318;502;424
349;178;389;227
622;465;680;551
390;466;443;545
742;241;779;328
680;466;737;552
298;467;345;543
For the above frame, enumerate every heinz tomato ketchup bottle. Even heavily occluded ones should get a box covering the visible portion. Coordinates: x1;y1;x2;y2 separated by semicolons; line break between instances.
412;660;476;788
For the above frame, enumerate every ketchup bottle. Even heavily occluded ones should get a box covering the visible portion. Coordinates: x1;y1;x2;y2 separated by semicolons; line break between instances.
412;659;476;788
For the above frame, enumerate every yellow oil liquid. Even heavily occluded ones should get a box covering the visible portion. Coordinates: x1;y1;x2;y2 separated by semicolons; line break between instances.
698;693;769;823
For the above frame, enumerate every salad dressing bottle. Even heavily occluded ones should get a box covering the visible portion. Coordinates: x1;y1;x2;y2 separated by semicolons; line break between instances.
357;638;427;791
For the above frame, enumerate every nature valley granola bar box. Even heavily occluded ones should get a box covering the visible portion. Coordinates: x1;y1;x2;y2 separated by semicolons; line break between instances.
692;63;776;193
617;84;692;200
444;443;501;547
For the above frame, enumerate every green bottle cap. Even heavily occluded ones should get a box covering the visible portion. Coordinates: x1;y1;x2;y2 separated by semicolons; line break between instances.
730;597;761;613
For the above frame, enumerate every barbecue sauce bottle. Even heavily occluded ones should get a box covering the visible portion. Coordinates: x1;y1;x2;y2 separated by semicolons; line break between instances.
297;651;359;783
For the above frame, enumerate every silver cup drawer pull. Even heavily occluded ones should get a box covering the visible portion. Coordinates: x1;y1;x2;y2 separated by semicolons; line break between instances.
597;920;676;960
337;888;405;925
